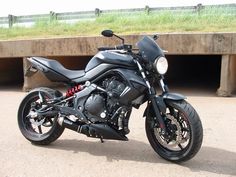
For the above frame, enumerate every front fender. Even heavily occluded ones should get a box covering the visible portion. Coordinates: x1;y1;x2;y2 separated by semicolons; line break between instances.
162;92;186;101
143;92;186;118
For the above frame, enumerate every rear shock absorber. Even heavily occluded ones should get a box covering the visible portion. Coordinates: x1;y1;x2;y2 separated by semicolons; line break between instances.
66;84;83;97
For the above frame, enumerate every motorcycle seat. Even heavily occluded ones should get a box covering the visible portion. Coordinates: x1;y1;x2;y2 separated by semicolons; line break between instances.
31;57;85;80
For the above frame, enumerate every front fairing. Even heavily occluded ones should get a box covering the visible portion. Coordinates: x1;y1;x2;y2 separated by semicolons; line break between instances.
136;36;165;63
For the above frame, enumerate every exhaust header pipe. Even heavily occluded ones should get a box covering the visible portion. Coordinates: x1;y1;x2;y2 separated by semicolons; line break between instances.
58;117;127;141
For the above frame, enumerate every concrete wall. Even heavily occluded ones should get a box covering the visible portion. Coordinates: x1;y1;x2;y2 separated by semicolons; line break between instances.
0;33;235;96
0;33;235;58
232;55;236;93
217;55;236;96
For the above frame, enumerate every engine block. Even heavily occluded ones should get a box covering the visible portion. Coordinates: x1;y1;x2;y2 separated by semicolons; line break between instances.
103;77;126;97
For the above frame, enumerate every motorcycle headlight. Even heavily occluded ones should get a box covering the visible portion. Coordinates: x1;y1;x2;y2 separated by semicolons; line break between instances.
154;57;168;75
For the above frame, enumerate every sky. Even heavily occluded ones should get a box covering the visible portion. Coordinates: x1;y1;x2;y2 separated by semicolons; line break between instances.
0;0;235;17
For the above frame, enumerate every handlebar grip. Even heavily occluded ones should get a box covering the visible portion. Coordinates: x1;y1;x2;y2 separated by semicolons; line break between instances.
98;47;116;51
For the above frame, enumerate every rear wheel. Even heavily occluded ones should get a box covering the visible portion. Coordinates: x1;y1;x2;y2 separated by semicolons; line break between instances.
18;88;65;145
145;100;203;162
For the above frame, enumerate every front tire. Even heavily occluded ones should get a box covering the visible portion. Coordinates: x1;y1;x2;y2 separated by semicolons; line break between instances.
145;100;203;162
18;88;65;145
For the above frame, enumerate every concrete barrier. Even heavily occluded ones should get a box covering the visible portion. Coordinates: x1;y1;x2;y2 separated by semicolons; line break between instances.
0;33;235;57
217;55;236;96
0;33;235;96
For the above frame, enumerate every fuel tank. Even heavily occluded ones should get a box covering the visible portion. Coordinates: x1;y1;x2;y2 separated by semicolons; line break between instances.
85;51;135;72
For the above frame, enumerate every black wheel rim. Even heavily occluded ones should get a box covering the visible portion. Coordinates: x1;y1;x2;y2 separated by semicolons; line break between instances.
150;105;192;155
21;93;57;137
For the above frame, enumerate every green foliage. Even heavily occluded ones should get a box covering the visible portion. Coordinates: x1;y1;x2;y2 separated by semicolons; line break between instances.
0;7;235;40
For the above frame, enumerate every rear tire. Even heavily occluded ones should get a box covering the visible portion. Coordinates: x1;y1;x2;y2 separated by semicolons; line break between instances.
145;100;203;162
18;87;65;145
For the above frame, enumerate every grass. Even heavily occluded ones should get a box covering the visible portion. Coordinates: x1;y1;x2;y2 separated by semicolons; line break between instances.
0;7;235;40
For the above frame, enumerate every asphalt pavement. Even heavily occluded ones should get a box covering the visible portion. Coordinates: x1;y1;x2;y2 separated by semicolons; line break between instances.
0;87;235;177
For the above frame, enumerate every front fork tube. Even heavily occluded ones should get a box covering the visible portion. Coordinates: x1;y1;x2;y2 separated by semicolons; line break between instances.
150;94;167;134
159;77;169;93
149;78;168;135
136;60;168;134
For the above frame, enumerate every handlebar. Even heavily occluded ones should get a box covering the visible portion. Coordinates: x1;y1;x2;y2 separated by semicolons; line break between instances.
98;44;132;52
98;47;116;51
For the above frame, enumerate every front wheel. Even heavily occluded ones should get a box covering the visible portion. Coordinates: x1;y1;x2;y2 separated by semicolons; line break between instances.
145;100;203;162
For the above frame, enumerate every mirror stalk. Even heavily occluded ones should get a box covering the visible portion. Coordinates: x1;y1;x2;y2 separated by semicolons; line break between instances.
113;34;124;45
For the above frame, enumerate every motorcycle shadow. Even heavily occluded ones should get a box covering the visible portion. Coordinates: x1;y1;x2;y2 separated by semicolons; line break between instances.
48;138;167;163
47;139;236;176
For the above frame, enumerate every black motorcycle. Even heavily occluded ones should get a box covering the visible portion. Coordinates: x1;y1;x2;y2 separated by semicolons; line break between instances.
18;30;203;162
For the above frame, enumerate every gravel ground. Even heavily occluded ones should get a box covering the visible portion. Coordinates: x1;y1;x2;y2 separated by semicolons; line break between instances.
0;87;235;177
